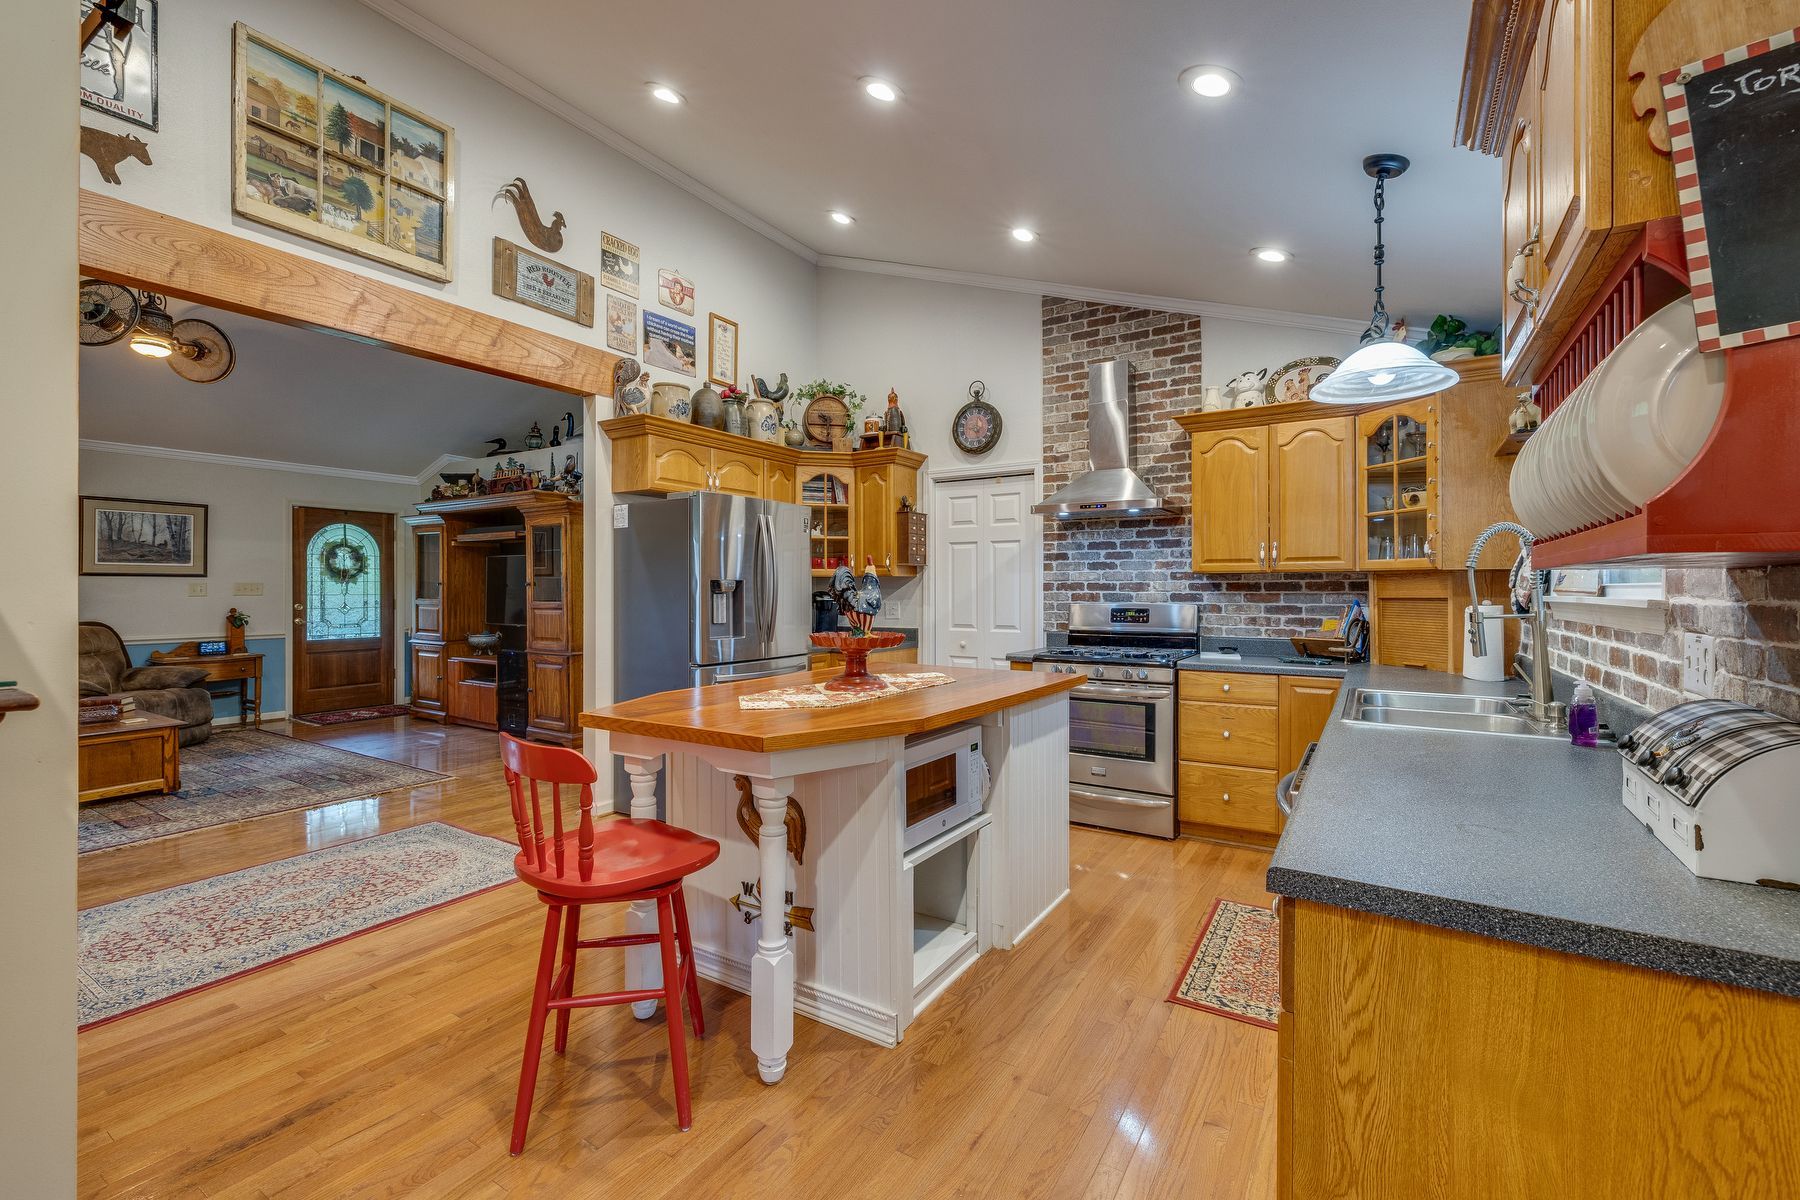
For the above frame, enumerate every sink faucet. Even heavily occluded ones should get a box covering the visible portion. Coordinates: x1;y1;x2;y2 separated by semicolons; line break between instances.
1465;521;1567;730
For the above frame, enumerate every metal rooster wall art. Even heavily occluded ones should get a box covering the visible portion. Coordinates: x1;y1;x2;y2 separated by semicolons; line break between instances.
493;176;566;253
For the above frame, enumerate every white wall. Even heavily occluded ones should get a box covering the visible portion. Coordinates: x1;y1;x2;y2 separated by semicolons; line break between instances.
79;447;421;711
1200;315;1359;393
3;1;77;1191
81;0;819;402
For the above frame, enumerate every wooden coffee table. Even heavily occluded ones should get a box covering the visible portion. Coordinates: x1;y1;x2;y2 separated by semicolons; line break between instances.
78;712;183;804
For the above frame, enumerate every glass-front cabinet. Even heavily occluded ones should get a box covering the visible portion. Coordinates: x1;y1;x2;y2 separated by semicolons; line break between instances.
800;467;853;578
525;512;570;652
411;518;444;636
1358;399;1440;570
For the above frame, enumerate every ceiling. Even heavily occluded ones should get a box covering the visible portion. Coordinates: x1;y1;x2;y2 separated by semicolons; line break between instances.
79;301;576;475
385;0;1501;326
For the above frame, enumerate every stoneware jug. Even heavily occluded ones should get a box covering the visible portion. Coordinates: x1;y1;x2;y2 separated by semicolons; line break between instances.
650;382;691;422
722;393;748;438
1201;385;1225;412
747;397;782;443
691;383;725;431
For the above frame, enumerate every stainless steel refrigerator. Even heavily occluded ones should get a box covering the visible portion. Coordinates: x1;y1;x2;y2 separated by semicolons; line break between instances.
612;492;812;808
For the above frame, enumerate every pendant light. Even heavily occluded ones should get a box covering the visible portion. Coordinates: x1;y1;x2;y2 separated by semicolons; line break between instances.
1312;154;1460;406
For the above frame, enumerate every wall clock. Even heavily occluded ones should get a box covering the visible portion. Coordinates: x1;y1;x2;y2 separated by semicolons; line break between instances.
952;381;1003;454
802;393;850;448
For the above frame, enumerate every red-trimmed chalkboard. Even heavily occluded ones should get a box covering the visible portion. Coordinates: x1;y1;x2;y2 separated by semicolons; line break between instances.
1662;27;1800;351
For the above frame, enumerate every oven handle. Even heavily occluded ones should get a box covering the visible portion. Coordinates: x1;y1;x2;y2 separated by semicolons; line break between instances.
1071;683;1173;702
1070;786;1170;810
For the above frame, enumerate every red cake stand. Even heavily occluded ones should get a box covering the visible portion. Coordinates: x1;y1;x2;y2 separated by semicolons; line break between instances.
810;630;905;692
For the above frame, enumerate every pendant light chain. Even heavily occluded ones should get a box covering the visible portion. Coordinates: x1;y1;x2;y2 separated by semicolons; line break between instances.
1364;168;1392;344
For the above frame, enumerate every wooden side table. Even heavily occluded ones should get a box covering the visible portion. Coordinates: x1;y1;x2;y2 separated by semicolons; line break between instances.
150;644;264;727
78;712;183;804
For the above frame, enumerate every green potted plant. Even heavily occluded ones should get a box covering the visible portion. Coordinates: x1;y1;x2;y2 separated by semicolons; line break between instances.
1418;314;1499;362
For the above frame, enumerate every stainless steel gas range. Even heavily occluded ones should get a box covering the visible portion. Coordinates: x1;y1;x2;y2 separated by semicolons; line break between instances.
1030;603;1199;839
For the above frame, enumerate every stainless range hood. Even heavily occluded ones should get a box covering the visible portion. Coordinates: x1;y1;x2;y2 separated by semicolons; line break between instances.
1033;359;1169;519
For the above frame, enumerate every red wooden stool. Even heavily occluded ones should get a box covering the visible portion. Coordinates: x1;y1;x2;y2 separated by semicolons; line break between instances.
499;734;719;1153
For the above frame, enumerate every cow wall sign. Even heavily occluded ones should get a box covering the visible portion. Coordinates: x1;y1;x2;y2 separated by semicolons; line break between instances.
492;238;595;326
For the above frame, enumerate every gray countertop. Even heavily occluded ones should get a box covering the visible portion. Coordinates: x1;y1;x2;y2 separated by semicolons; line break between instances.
1267;664;1800;997
1179;653;1348;679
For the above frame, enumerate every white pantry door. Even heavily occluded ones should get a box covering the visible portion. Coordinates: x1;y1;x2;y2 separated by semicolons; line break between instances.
931;474;1040;669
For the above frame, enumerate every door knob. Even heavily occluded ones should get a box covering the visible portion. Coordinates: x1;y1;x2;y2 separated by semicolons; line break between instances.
959;640;967;649
293;602;303;611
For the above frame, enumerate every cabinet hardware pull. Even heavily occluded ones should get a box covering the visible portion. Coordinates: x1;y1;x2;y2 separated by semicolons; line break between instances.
1222;730;1232;740
1221;683;1231;693
1258;542;1266;568
1223;793;1230;802
1272;541;1280;565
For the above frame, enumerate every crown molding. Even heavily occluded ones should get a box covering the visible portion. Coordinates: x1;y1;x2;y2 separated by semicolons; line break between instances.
414;452;461;486
356;0;820;267
80;439;422;486
815;256;1373;337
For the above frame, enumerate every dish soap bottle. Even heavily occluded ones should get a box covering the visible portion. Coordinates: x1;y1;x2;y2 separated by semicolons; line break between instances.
1569;681;1599;748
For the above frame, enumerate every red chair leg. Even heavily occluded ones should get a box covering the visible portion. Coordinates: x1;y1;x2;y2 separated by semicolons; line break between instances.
554;904;582;1055
510;904;563;1155
672;886;704;1039
656;892;693;1132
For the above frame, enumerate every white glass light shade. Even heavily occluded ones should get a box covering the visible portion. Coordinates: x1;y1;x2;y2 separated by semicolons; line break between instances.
1311;339;1459;405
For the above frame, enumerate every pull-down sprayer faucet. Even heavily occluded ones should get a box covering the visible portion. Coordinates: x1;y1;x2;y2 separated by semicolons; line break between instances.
1466;521;1567;730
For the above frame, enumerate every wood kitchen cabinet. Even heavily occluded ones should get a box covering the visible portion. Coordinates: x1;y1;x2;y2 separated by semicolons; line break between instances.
856;459;922;576
1462;0;1687;385
1176;672;1339;844
1189;419;1353;573
1277;676;1340;779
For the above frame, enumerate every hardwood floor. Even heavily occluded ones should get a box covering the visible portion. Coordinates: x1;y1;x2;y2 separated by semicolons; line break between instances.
78;718;1277;1199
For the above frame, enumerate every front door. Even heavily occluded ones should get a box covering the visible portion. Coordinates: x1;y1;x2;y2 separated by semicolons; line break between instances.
291;507;396;715
931;474;1039;668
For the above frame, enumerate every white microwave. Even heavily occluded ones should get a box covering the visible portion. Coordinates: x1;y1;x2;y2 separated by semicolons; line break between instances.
903;725;988;851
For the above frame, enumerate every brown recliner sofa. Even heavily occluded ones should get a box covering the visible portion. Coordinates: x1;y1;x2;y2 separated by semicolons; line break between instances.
78;621;215;747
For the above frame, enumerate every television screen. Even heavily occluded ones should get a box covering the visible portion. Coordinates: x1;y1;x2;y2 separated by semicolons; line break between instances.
486;554;526;626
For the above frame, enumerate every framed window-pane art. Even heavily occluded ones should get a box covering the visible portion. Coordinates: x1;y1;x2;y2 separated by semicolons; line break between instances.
232;23;454;281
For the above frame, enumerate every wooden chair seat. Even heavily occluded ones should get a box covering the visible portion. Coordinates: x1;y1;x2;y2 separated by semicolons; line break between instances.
515;819;719;900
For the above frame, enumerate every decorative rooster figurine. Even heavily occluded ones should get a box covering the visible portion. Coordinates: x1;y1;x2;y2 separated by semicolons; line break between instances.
829;556;883;636
494;177;566;253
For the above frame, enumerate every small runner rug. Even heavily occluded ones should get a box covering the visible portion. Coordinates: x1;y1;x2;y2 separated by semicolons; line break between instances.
291;704;415;727
79;728;450;854
78;822;518;1029
1167;898;1281;1029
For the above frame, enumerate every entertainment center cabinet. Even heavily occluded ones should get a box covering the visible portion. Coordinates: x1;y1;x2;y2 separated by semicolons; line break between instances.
404;491;582;746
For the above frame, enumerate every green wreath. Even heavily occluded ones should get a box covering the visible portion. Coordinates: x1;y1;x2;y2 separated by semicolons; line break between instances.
319;536;368;585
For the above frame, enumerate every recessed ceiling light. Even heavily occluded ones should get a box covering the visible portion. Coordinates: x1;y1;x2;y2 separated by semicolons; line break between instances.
1011;227;1037;243
829;210;855;225
861;77;900;103
1179;64;1240;99
1251;246;1291;263
650;84;684;105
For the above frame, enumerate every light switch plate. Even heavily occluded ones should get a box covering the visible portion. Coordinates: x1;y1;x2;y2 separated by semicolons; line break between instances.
233;581;264;596
188;582;207;597
1681;633;1717;698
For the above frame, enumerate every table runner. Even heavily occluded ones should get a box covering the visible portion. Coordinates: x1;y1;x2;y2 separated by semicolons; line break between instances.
738;671;956;710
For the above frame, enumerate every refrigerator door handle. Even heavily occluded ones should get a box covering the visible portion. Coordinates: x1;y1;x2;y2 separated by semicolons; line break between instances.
755;511;776;646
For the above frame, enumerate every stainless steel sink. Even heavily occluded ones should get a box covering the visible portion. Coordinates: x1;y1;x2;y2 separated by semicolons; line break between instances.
1344;688;1567;740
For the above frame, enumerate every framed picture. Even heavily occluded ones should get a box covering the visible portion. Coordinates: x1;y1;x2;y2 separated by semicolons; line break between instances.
657;268;695;315
491;238;594;325
604;293;637;354
80;0;158;131
231;24;454;282
644;311;697;377
601;231;640;298
80;496;209;577
708;312;738;386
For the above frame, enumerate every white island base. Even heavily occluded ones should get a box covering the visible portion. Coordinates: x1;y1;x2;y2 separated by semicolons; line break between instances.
608;690;1069;1084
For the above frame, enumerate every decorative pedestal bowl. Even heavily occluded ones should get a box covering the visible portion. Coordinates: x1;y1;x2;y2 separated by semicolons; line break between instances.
810;631;905;692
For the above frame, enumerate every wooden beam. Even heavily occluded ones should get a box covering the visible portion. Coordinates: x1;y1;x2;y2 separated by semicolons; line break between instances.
77;190;618;397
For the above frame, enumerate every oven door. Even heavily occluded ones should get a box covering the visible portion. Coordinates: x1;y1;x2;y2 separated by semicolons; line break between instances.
1067;681;1174;797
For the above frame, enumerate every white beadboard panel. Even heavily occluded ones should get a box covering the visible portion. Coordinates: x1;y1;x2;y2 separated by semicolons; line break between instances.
666;747;905;1045
982;694;1072;949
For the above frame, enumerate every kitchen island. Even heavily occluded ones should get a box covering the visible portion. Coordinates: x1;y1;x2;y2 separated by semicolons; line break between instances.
580;664;1080;1084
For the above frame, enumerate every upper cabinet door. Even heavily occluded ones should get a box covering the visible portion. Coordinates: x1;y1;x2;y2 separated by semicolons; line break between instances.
1270;418;1355;571
1500;106;1539;374
1191;426;1269;572
857;465;893;571
709;447;764;497
646;438;710;493
1535;0;1602;323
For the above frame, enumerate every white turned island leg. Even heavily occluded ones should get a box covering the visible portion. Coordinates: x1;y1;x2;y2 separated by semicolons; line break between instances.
622;754;664;1019
750;776;797;1084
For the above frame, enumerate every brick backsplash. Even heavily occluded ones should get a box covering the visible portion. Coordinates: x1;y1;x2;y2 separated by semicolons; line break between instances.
1041;296;1368;637
1546;567;1800;719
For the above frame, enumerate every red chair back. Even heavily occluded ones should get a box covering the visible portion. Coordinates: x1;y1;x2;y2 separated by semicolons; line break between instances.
500;733;599;884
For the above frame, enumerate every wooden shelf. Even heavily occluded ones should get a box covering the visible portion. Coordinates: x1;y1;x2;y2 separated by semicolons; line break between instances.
1495;428;1533;457
453;528;525;545
0;686;41;722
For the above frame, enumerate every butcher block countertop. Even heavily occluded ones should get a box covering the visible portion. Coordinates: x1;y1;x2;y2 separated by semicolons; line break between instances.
581;665;1082;753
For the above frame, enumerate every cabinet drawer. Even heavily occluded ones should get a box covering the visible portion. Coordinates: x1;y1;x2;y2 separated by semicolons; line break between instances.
1179;671;1278;706
1178;762;1280;835
1179;701;1280;768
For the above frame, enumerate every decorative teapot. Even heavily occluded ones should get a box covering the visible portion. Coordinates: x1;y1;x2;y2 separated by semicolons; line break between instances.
1223;367;1268;409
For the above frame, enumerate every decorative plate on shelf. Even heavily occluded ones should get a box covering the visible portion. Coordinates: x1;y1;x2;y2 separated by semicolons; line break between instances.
1264;356;1340;406
802;393;850;448
952;381;1003;454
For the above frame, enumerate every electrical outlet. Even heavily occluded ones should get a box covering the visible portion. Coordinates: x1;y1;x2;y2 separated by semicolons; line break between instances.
233;581;264;596
188;582;207;597
1681;633;1717;698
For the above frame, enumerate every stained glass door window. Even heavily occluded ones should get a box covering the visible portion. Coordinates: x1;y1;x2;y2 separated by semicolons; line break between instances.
306;521;383;640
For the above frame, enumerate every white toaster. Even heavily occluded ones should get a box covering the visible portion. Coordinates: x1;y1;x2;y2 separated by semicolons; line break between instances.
1617;700;1800;888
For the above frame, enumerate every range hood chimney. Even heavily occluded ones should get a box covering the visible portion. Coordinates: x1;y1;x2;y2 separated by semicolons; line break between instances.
1032;359;1168;519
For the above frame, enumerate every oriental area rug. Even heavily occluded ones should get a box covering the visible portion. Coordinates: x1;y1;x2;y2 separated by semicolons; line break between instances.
78;729;450;854
291;704;415;727
1168;898;1281;1029
78;822;517;1029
